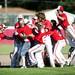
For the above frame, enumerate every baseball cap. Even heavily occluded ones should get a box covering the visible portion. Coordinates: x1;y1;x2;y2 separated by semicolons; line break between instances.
57;6;64;11
17;14;23;19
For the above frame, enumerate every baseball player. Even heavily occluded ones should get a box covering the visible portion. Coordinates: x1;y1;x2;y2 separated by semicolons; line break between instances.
13;14;24;55
11;15;24;67
0;24;12;40
29;29;55;68
65;23;75;65
66;36;75;65
56;6;75;39
0;23;21;69
29;27;46;68
51;20;67;67
15;19;34;68
35;12;55;67
28;13;55;67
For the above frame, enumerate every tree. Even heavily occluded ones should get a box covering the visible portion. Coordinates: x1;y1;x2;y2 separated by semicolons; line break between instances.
0;0;75;13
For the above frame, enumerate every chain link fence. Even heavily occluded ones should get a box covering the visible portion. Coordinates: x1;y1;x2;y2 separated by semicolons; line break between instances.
0;13;33;26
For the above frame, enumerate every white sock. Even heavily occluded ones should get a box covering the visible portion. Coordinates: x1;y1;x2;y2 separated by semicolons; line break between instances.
22;56;26;67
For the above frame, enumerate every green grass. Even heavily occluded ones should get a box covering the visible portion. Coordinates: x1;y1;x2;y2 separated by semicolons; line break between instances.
0;67;75;75
0;44;13;54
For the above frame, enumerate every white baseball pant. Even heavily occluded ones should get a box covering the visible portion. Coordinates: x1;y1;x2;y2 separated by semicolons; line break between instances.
66;25;75;39
42;35;55;67
29;44;45;65
66;36;75;64
35;51;45;68
67;49;75;64
54;39;66;65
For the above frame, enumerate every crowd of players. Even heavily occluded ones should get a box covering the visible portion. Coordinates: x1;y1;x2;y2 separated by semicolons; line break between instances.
0;6;75;68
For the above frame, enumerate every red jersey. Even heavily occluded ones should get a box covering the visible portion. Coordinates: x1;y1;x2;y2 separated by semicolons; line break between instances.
42;19;52;30
34;32;44;44
51;29;64;42
34;31;53;44
15;22;20;29
17;25;32;41
57;13;69;29
18;25;32;35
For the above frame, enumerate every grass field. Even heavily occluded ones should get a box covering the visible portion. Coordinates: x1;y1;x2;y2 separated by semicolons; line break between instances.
0;44;74;75
0;67;75;75
0;44;13;54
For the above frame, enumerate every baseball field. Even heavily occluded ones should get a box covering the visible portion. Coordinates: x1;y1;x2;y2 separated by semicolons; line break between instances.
0;44;74;75
0;31;73;75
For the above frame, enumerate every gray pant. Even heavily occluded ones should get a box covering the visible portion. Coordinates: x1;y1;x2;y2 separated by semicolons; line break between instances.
21;41;31;56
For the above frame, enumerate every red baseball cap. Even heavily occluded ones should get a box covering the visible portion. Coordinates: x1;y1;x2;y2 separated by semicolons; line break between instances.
57;6;64;11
